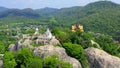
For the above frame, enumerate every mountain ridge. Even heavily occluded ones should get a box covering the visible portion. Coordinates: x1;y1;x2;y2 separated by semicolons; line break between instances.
0;1;119;17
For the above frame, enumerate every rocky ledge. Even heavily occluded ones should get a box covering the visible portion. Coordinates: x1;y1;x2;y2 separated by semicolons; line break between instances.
34;45;82;68
85;47;120;68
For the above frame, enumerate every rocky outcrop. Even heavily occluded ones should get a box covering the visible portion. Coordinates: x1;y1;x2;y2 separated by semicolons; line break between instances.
8;44;16;52
34;45;82;68
8;39;34;52
85;47;120;68
8;37;80;68
0;60;3;68
8;36;59;52
50;36;60;45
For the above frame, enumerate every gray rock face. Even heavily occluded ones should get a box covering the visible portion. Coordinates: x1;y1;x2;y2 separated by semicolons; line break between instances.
8;44;16;52
0;60;3;68
85;47;120;68
8;36;59;52
8;40;34;52
50;36;60;45
34;45;82;68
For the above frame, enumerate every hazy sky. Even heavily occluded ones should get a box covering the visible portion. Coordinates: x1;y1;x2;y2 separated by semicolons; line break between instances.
0;0;119;9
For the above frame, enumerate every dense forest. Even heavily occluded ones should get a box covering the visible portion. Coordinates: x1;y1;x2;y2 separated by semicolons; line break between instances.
0;1;120;68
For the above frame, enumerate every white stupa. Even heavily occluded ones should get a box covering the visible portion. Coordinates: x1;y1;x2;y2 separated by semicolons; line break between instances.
34;28;39;35
45;28;52;39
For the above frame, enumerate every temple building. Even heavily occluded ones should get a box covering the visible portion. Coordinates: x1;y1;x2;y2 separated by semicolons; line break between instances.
72;24;84;32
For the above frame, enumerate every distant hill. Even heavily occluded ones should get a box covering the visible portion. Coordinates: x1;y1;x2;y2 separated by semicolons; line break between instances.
53;1;120;24
0;7;8;12
0;8;40;18
84;1;120;9
0;7;58;18
36;7;59;16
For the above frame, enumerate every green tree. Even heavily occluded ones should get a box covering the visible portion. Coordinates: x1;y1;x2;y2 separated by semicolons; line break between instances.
63;43;89;68
15;48;34;68
43;55;73;68
70;31;94;48
0;41;5;54
27;29;35;35
43;55;59;68
3;52;17;68
52;27;71;43
95;35;120;57
26;57;42;68
50;17;57;24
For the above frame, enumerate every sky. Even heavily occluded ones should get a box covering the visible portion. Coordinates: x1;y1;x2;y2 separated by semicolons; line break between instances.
0;0;120;9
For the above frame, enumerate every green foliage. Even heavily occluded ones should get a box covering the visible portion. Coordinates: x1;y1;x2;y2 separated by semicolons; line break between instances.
39;28;46;34
26;29;35;35
3;52;17;68
58;30;95;48
4;48;43;68
52;27;71;43
49;17;57;24
53;1;120;41
52;27;120;58
52;27;102;49
26;57;42;68
0;35;17;50
95;34;120;57
43;55;73;68
59;61;73;68
15;48;34;68
63;43;89;68
0;41;5;54
43;55;59;68
4;48;72;68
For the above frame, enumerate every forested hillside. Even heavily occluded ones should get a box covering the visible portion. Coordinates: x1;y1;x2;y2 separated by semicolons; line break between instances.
36;7;59;16
53;1;120;41
0;1;120;41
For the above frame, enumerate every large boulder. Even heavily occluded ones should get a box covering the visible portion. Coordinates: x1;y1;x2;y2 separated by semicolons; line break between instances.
34;45;82;68
85;47;120;68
